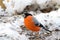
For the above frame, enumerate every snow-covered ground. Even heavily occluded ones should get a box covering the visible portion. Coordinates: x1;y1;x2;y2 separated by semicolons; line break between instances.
0;0;60;40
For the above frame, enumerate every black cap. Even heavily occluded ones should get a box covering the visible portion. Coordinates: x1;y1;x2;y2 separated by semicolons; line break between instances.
24;12;32;18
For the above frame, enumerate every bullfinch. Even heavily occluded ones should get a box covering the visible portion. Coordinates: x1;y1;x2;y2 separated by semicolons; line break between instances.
24;12;51;32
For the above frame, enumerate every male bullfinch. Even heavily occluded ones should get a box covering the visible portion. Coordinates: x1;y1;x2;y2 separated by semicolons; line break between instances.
24;12;51;32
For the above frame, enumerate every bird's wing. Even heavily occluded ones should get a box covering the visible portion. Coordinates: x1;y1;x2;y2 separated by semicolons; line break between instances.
32;17;44;27
32;17;40;26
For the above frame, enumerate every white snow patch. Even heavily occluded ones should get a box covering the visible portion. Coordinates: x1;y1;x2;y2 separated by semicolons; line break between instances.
3;0;34;15
0;21;28;40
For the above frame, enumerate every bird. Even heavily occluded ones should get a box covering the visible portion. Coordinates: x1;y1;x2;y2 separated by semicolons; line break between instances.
24;12;52;32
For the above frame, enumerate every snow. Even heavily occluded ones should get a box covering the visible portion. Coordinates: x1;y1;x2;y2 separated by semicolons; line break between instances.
3;0;34;15
36;0;48;4
0;0;60;40
13;0;34;13
0;17;27;40
0;23;20;40
3;0;60;15
0;6;5;15
2;0;60;15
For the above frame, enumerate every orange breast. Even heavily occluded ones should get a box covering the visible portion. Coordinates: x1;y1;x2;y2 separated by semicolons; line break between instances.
24;16;40;32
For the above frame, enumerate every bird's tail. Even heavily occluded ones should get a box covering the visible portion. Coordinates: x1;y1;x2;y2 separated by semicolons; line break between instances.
39;23;52;32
